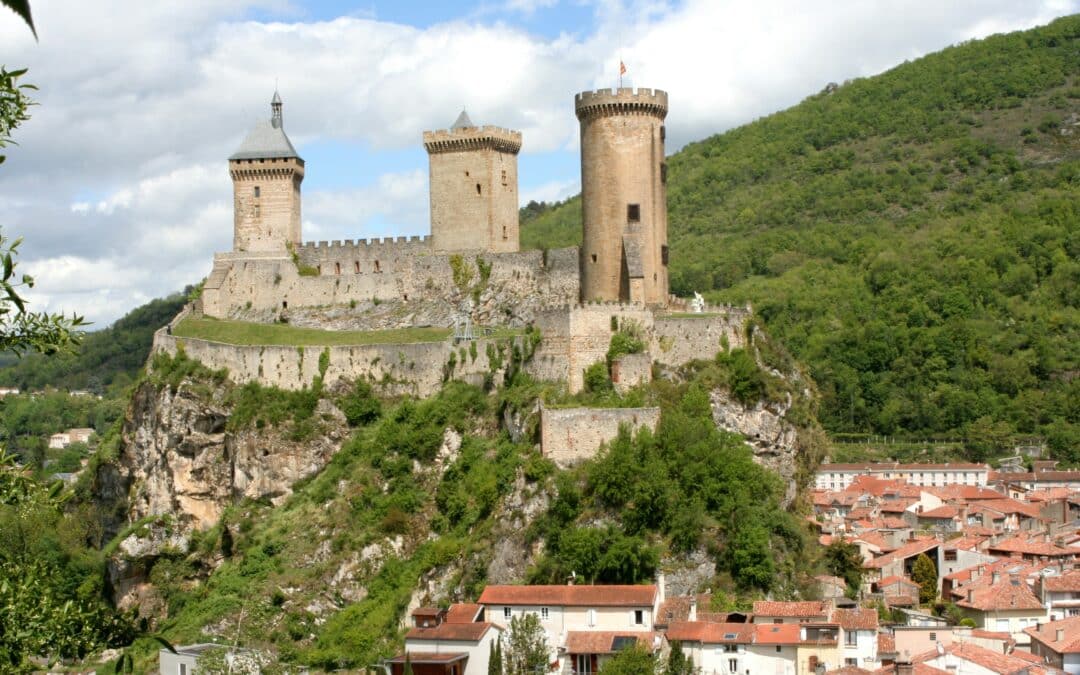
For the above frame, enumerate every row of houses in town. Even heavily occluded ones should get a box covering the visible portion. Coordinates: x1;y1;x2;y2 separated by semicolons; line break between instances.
47;427;95;449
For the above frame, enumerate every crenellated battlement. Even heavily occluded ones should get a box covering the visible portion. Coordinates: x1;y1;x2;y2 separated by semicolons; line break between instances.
297;235;432;253
423;126;523;155
574;87;668;120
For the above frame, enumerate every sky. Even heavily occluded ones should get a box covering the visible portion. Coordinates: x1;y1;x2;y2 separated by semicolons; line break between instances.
1;0;1077;326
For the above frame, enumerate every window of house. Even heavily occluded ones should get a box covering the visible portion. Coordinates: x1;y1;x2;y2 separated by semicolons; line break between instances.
723;644;738;653
845;658;858;666
846;631;857;646
634;610;644;625
728;659;738;673
627;204;640;222
588;609;597;626
576;654;593;674
504;607;511;620
773;619;782;624
541;607;549;621
929;633;936;641
253;186;260;198
179;665;188;675
775;646;781;653
945;550;957;561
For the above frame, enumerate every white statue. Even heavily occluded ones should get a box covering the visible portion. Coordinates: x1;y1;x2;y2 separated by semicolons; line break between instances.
691;291;705;314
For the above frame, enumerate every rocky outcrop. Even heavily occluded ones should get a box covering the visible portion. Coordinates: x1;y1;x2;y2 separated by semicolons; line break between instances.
115;379;346;532
710;389;801;507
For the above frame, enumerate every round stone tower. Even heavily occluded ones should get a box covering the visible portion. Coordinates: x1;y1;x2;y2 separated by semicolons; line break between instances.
229;91;305;253
575;87;669;305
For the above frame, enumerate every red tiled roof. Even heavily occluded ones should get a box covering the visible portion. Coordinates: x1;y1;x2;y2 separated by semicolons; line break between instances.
989;536;1075;557
752;601;828;618
478;584;656;607
565;631;657;654
884;596;916;607
955;575;1043;612
667;621;753;644
918;505;960;520
878;575;919;588
826;667;872;675
923;486;1003;500
832;608;878;631
1024;616;1080;654
878;633;896;653
866;537;940;569
405;622;496;642
752;623;805;645
823;462;988;471
979;498;1043;519
916;641;1049;673
1042;570;1080;592
444;603;483;623
1008;648;1043;663
968;629;1013;642
412;606;441;617
655;594;713;625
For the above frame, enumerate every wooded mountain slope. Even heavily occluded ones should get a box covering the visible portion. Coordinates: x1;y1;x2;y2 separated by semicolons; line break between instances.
522;16;1080;456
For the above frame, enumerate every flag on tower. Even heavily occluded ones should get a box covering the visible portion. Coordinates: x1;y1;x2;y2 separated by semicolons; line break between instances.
619;60;627;75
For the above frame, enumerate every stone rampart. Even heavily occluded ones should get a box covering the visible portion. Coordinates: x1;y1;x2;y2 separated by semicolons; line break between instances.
651;310;751;367
151;328;518;398
540;406;661;468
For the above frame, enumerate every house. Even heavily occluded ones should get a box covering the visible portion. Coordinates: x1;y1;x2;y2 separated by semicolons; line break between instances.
476;584;658;672
1037;570;1080;621
1024;616;1080;673
956;572;1046;645
159;644;257;674
833;608;879;670
875;576;921;606
917;640;1065;674
815;463;990;491
863;536;941;592
388;605;502;675
666;622;754;674
565;631;662;674
747;624;803;675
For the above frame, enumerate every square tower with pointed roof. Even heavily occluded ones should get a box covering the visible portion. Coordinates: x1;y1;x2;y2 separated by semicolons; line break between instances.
229;92;304;253
423;111;522;254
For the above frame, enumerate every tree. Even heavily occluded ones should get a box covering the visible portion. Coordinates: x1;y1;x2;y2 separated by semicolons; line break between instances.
823;539;865;597
489;638;503;675
505;614;549;675
664;641;695;675
402;652;413;675
597;644;657;674
912;553;938;605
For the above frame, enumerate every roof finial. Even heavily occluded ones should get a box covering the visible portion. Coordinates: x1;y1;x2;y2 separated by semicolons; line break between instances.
271;89;283;129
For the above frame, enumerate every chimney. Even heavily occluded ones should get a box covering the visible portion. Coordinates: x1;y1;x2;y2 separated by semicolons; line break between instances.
689;597;697;622
658;572;666;604
1057;628;1065;643
967;589;975;603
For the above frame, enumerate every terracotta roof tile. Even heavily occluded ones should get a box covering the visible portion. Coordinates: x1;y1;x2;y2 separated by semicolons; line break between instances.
878;575;919;588
666;621;754;644
478;584;656;607
989;536;1075;557
388;652;468;664
917;641;1052;673
832;608;879;631
955;574;1043;611
752;623;806;645
1024;616;1080;654
405;622;496;642
866;537;940;569
565;631;657;654
752;601;828;618
1042;570;1080;592
878;633;896;653
444;603;482;623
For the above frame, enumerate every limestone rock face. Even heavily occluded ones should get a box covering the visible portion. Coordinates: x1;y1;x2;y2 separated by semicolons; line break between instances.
710;389;800;507
117;379;344;532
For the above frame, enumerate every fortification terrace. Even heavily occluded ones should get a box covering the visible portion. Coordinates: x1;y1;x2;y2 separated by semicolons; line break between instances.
422;126;523;154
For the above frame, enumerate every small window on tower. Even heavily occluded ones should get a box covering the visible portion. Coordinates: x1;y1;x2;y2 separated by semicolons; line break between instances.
354;261;360;274
662;245;669;265
661;162;668;184
501;170;508;186
627;204;640;222
254;186;260;198
660;125;666;141
335;262;341;275
374;260;381;273
253;204;260;219
591;253;597;263
476;183;482;195
503;226;508;240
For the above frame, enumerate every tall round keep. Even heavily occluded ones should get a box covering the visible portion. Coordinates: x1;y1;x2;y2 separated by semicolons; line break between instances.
575;87;669;305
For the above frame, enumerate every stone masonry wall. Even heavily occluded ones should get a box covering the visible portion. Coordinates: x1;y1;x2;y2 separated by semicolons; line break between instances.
200;244;579;330
540;406;661;468
152;325;519;398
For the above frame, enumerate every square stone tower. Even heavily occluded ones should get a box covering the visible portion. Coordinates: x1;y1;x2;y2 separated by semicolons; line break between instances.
229;92;304;253
575;88;669;305
424;111;522;253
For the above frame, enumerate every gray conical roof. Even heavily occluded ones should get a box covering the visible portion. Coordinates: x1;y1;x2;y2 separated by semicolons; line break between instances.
230;93;300;161
451;109;474;129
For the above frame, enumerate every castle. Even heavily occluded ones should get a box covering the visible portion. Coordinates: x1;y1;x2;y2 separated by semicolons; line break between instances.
168;86;748;398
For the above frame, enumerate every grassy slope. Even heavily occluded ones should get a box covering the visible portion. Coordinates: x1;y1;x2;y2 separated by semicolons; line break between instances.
521;17;1080;454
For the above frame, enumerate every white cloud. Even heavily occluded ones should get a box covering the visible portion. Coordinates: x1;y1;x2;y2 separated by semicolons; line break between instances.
0;0;1076;324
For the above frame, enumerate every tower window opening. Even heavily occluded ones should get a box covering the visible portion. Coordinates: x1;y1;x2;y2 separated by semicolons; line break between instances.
254;186;261;198
591;253;598;263
501;169;508;186
316;265;322;275
503;225;508;240
282;301;288;309
627;204;640;222
662;245;669;265
465;170;470;177
374;260;381;273
476;183;482;195
253;204;260;219
660;125;666;141
661;162;668;184
335;262;341;275
354;261;360;273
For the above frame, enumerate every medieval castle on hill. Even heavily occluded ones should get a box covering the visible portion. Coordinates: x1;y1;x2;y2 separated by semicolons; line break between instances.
164;86;750;398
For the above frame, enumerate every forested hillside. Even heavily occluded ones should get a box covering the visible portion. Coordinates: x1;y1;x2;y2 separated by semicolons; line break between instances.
0;291;187;394
522;16;1080;457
